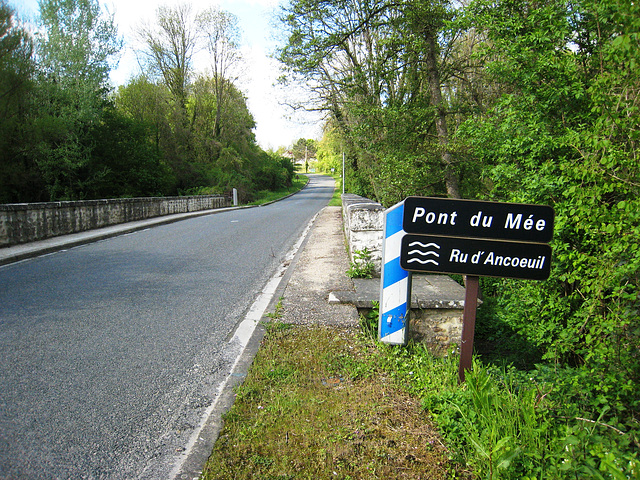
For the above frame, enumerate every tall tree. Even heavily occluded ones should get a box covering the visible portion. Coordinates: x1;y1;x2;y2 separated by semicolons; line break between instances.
278;0;472;202
138;4;197;109
37;0;120;93
291;137;317;172
278;0;391;196
0;1;39;202
403;1;460;198
196;6;242;139
33;0;122;200
116;75;173;154
0;1;33;118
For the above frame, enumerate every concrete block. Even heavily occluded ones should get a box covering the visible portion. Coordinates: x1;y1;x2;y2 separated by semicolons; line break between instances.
341;194;385;274
348;203;384;231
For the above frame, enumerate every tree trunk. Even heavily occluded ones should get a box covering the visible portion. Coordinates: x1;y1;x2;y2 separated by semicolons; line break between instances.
424;28;460;199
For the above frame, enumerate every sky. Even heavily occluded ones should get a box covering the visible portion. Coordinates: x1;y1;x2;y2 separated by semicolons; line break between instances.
12;0;322;149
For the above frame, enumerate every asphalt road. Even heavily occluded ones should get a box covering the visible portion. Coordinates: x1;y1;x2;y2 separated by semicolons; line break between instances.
0;174;335;479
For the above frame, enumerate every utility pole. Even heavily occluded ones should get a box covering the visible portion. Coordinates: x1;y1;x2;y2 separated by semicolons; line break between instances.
342;152;345;194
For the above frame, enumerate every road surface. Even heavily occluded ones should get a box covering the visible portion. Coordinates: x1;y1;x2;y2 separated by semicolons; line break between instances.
0;174;334;479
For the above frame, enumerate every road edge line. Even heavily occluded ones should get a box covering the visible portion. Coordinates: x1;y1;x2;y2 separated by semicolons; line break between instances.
169;208;323;480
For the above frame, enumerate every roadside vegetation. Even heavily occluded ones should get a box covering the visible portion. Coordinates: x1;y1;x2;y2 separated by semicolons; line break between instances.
202;309;638;479
374;308;640;479
200;320;471;480
285;3;640;477
248;174;309;206
0;0;296;204
327;174;343;207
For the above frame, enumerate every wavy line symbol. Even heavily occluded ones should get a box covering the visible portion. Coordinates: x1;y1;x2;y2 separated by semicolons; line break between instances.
408;241;440;249
407;258;439;265
406;242;441;266
407;249;440;257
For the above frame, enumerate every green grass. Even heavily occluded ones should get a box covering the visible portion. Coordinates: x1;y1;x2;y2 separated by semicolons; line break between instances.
376;318;640;479
327;174;343;206
200;319;469;480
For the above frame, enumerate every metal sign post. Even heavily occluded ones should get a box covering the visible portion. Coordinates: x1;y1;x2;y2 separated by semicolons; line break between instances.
459;275;479;383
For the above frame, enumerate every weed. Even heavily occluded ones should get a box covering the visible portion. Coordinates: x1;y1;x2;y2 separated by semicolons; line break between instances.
248;176;309;206
204;300;640;479
265;298;284;320
250;454;274;467
346;248;376;279
384;344;640;479
265;365;296;384
327;174;343;207
358;301;379;342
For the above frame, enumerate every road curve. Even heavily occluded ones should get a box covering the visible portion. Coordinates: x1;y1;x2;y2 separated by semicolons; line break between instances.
0;174;335;479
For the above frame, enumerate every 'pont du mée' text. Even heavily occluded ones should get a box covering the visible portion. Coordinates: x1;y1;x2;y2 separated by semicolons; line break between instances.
410;207;548;232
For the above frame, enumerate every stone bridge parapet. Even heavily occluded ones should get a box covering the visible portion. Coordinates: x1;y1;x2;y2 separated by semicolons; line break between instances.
0;195;231;247
341;194;385;274
339;193;466;354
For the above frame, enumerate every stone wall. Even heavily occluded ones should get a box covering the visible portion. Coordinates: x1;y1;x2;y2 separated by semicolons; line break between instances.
341;194;385;273
0;195;231;247
410;309;463;356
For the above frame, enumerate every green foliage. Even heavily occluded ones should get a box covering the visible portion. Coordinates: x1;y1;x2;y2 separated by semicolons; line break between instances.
278;0;480;205
36;0;121;87
291;137;317;166
265;298;284;320
380;345;640;479
346;248;376;279
453;0;640;431
0;1;40;202
16;0;132;200
0;2;293;203
315;126;342;174
86;106;173;197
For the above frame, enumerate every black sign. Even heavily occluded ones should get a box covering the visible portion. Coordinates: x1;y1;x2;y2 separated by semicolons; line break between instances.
400;234;552;281
403;197;554;243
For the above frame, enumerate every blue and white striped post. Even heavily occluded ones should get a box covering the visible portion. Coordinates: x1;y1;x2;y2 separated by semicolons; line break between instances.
379;200;411;345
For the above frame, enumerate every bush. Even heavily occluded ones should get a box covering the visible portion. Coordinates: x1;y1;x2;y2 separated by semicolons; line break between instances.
379;343;640;479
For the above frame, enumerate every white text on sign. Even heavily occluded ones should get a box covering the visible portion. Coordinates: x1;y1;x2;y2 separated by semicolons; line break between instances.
402;197;555;243
449;248;547;271
410;207;547;232
400;234;552;280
